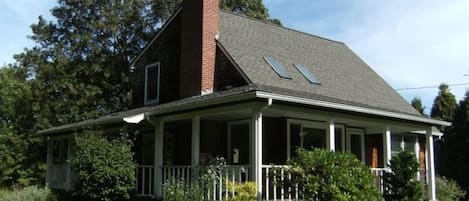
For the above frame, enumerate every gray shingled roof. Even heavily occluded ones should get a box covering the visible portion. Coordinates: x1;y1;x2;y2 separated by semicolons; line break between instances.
218;11;420;116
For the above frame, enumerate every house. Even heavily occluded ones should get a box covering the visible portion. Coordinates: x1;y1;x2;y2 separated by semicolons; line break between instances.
38;0;449;200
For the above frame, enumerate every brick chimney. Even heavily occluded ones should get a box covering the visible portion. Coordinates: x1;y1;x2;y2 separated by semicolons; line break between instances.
180;0;219;97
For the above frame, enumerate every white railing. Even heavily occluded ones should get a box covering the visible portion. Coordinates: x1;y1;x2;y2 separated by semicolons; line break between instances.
201;165;250;201
371;168;391;193
262;165;302;201
136;165;154;197
47;165;69;190
162;165;193;184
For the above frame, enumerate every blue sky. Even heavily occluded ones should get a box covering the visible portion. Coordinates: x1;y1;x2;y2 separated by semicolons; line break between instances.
1;0;468;114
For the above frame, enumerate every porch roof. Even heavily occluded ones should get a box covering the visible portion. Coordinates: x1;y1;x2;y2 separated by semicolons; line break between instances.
37;85;449;136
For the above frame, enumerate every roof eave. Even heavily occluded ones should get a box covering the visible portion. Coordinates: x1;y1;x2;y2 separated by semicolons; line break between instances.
255;91;451;127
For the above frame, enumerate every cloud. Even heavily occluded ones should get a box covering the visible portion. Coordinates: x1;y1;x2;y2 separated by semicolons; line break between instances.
266;0;469;112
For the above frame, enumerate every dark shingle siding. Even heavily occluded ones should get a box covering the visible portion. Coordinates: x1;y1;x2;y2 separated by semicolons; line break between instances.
218;11;420;116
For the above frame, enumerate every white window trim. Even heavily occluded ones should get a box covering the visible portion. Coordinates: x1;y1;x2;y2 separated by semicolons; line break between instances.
346;128;365;163
144;62;160;105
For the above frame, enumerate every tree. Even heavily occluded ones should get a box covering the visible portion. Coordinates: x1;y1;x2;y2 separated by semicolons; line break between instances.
0;67;43;187
15;0;162;130
383;151;422;201
220;0;282;25
431;83;457;122
438;92;469;193
411;97;426;116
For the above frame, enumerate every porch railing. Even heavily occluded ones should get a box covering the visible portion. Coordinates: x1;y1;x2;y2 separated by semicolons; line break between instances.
47;165;72;190
136;165;389;200
371;168;391;193
136;165;154;196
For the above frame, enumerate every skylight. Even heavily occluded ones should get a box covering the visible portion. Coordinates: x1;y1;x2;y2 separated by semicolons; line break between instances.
264;56;292;79
294;64;320;85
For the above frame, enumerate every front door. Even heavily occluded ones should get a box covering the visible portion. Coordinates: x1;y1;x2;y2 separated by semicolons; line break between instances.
227;120;251;165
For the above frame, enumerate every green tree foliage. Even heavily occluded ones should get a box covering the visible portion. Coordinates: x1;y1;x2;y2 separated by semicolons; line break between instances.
287;148;382;201
437;176;466;201
431;83;457;122
383;151;422;201
411;97;426;116
438;92;469;193
72;129;135;201
220;0;282;25
0;67;44;187
16;0;162;130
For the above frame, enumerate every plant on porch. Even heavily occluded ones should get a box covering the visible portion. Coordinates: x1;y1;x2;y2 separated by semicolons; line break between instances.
72;129;136;201
383;151;422;201
286;148;382;201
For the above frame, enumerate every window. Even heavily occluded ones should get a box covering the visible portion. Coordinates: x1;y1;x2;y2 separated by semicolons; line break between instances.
288;120;326;158
52;138;69;165
347;128;365;162
391;134;418;157
264;56;292;79
294;64;320;84
144;63;160;105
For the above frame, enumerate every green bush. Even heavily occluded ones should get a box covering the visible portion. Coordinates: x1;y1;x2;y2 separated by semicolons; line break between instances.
287;148;382;201
383;151;422;201
226;182;257;201
72;129;135;201
0;186;56;201
437;176;466;201
163;180;203;201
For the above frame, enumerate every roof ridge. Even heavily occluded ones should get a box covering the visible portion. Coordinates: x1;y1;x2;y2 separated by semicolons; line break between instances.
219;10;345;45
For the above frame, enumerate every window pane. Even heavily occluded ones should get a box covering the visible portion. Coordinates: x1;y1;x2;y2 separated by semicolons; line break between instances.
302;127;326;150
391;135;402;152
290;124;301;157
146;65;159;101
335;128;343;151
294;64;320;84
404;136;416;153
264;57;292;79
350;134;362;160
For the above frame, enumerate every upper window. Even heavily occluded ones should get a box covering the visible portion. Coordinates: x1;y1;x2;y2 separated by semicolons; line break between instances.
391;134;418;157
294;64;320;84
144;63;160;105
264;56;292;79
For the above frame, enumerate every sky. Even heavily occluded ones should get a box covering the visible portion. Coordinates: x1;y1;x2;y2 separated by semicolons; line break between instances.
1;0;468;114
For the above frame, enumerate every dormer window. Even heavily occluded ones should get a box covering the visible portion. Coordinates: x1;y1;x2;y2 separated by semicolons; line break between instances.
144;62;160;105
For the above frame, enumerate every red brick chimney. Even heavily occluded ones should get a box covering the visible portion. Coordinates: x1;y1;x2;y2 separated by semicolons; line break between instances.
180;0;219;97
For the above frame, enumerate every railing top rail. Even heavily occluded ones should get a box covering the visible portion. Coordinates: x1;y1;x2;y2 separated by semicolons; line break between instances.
370;167;391;171
137;165;154;168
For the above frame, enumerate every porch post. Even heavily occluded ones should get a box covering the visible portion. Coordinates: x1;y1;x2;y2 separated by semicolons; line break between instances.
66;136;73;191
383;126;392;167
426;128;437;201
46;137;52;187
326;119;335;151
251;108;263;201
191;116;200;178
154;121;164;199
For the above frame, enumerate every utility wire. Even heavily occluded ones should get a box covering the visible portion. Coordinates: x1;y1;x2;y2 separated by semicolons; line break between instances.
395;83;469;91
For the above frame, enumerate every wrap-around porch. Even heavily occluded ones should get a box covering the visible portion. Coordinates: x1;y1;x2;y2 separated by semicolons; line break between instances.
131;101;438;200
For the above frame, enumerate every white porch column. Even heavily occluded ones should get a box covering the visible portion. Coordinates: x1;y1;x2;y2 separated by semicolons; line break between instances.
383;126;392;167
326;119;335;151
426;128;437;201
46;137;52;187
154;121;164;199
191;116;200;178
251;109;263;201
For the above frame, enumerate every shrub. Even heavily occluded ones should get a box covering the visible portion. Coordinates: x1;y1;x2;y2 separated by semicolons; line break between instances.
226;182;257;201
383;151;422;201
437;176;466;201
0;186;56;201
72;129;135;201
287;148;382;201
163;180;203;201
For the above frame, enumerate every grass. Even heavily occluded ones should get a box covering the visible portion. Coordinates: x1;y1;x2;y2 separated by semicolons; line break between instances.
0;186;55;201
